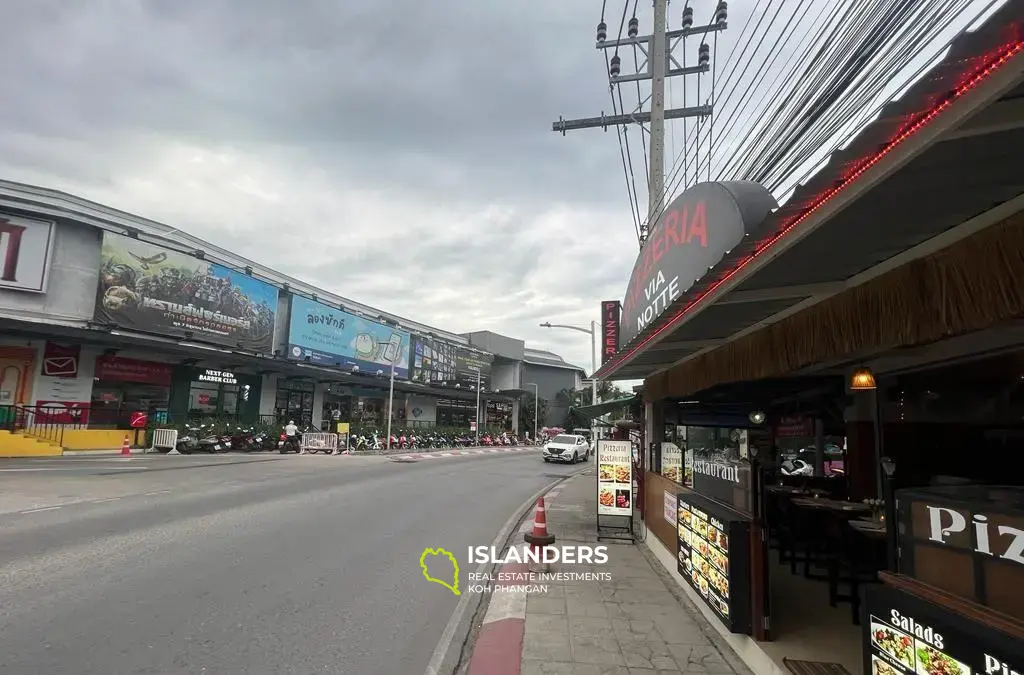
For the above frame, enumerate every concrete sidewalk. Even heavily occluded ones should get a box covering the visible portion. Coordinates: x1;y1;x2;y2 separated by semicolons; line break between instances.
469;469;751;675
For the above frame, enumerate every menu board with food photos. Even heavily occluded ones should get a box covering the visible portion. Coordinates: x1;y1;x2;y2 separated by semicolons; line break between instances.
677;491;753;634
662;442;684;485
863;582;1021;675
597;439;633;517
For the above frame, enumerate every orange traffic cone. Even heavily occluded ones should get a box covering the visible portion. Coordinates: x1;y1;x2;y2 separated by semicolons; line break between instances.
120;435;132;456
523;496;556;571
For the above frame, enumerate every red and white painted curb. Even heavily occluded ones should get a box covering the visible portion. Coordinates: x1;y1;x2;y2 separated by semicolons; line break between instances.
465;544;531;675
466;485;562;675
389;446;539;462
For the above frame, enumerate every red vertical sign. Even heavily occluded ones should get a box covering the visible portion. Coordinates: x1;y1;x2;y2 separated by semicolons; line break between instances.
601;301;621;365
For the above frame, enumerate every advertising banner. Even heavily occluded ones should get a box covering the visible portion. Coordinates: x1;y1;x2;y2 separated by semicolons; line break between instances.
95;232;279;352
597;439;633;516
601;300;621;364
287;295;410;378
409;334;458;385
863;583;1021;675
661;441;684;484
455;347;492;388
0;212;55;293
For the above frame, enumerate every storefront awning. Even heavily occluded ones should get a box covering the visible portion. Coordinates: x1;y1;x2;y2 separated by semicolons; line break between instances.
569;395;639;420
597;2;1024;385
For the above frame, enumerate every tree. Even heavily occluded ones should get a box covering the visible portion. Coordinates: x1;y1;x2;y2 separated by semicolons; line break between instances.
519;396;549;436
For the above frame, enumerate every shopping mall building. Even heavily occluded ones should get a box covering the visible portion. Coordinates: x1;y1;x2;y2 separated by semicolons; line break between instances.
593;8;1023;675
0;180;584;455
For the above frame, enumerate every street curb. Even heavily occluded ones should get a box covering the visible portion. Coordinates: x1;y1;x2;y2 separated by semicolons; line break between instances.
461;468;589;675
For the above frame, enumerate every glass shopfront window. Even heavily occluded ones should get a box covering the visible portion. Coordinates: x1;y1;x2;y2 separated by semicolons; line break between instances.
437;398;476;427
187;369;244;418
275;379;315;426
658;425;752;488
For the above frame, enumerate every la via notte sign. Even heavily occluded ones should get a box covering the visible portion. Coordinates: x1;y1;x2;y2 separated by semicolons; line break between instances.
601;300;621;364
926;505;1024;566
618;182;777;347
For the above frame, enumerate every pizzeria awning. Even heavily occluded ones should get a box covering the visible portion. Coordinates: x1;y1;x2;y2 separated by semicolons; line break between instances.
569;395;639;420
596;2;1024;385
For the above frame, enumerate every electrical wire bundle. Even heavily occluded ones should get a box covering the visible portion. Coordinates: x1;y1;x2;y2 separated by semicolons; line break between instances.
602;0;1005;249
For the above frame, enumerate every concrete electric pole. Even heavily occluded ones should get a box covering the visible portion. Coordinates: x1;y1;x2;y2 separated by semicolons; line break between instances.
552;0;728;246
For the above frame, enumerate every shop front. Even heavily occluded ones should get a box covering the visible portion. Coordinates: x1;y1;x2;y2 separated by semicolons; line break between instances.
90;354;174;427
168;367;261;423
594;15;1024;675
274;378;315;425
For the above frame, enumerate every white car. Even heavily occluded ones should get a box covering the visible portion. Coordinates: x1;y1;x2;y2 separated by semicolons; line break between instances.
543;434;590;464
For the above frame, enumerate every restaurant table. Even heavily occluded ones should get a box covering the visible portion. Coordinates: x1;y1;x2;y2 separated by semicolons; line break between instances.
765;485;812;496
848;518;887;539
791;497;872;514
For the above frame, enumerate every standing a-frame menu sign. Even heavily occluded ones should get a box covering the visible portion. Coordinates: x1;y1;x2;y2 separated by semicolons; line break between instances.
596;438;634;541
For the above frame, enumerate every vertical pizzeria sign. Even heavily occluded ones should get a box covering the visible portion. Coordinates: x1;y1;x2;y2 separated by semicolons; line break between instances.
600;300;621;365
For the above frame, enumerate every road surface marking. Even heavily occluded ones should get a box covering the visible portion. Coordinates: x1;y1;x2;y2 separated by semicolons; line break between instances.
91;497;122;503
20;506;62;513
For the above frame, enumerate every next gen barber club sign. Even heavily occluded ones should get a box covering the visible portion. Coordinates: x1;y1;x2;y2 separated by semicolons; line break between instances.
618;182;778;347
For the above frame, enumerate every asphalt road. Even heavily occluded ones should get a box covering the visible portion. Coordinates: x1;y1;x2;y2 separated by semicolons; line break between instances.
0;451;578;675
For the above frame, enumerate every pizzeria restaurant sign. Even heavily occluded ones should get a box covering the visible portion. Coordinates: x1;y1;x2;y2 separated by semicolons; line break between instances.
618;181;777;347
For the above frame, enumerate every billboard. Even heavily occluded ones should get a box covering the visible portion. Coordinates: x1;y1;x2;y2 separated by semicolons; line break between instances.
601;300;621;365
410;334;458;385
95;232;279;352
287;295;410;378
455;347;492;389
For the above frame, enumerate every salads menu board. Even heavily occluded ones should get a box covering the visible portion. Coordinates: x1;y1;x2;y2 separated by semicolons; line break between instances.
662;442;685;485
597;440;633;516
864;584;1021;675
676;491;753;634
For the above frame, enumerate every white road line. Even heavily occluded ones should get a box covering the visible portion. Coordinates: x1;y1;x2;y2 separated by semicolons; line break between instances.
20;506;62;513
91;497;122;503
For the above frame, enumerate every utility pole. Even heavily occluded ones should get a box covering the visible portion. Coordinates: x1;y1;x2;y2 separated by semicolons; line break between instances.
552;0;728;246
649;0;668;227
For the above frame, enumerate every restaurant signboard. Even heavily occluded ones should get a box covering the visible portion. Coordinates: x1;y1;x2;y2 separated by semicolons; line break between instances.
677;491;753;634
600;300;621;365
618;181;777;347
897;486;1024;621
597;439;633;517
863;583;1021;675
691;455;754;516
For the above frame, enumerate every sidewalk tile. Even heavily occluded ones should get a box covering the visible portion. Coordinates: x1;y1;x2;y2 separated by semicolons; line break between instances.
569;634;625;666
528;596;567;615
566;598;610;617
523;634;573;662
526;613;568;634
567;616;613;637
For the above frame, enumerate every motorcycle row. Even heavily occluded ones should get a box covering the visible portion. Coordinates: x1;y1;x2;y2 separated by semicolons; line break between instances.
172;422;544;455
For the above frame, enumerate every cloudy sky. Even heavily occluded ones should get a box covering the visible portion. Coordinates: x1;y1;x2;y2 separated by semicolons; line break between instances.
0;0;999;377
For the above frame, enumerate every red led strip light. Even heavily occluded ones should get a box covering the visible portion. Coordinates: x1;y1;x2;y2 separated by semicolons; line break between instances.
600;39;1024;379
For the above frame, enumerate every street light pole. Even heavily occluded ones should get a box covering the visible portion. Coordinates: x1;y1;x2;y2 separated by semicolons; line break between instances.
525;382;538;443
539;320;602;444
385;357;396;451
474;368;482;446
